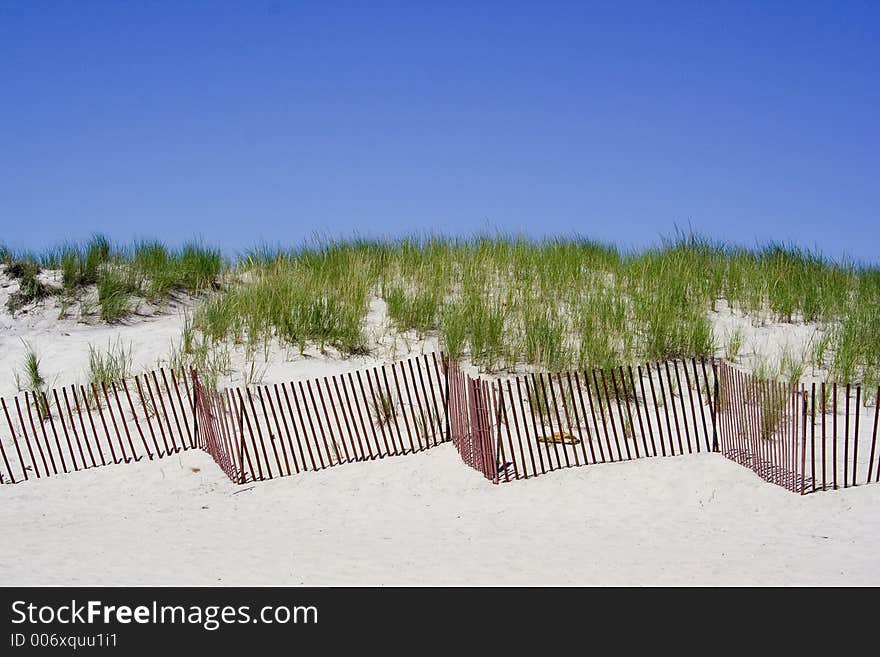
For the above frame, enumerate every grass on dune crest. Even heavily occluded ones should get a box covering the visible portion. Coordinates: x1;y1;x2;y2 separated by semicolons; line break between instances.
4;231;880;391
184;231;880;391
2;235;223;322
196;241;379;358
2;259;53;315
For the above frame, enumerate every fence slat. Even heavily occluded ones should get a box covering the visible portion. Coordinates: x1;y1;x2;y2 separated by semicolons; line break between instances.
149;372;177;454
588;370;612;463
557;372;585;467
334;375;365;461
669;361;689;454
418;356;443;448
52;389;80;471
2;398;25;482
569;372;596;465
380;366;404;456
390;364;415;455
324;377;354;463
365;370;392;457
538;373;564;469
844;384;850;489
0;401;16;482
572;372;598;465
646;363;667;458
627;366;649;459
353;371;382;459
237;388;264;480
636;366;657;457
165;369;192;448
510;379;536;477
39;391;68;473
691;359;709;452
833;384;838;490
256;386;284;476
681;361;700;454
821;382;827;491
801;389;808;495
99;382;130;463
15;397;41;478
69;387;98;467
308;379;340;465
28;392;57;475
810;383;816;492
852;386;860;487
347;373;375;461
868;387;879;484
704;359;719;452
523;376;548;474
248;388;276;478
159;369;186;453
282;381;314;470
263;385;291;477
138;376;168;457
295;381;324;469
610;368;633;460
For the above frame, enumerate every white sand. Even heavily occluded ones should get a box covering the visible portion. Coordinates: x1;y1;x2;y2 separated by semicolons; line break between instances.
1;447;877;585
1;270;878;585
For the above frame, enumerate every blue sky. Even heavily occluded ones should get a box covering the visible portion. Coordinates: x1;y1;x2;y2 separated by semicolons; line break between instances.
1;1;877;261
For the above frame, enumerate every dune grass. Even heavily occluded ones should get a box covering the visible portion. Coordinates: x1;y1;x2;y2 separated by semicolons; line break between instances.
87;338;133;393
3;259;53;315
2;235;223;321
4;231;879;390
14;340;52;416
179;231;880;389
194;242;377;357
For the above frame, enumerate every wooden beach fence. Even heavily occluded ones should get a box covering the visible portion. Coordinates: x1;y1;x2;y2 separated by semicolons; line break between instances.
0;368;196;484
716;362;880;494
482;358;720;482
205;353;449;484
446;358;498;483
1;353;878;495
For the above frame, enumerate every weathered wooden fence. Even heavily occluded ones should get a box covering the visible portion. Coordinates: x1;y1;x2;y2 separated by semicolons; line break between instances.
475;359;719;482
191;353;447;484
2;353;878;496
717;362;880;494
447;358;497;482
0;369;195;483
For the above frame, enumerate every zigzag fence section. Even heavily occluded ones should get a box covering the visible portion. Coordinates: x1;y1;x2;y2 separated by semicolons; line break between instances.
484;358;720;482
0;368;196;484
0;353;448;487
717;362;880;494
447;359;497;482
206;353;449;484
192;371;239;483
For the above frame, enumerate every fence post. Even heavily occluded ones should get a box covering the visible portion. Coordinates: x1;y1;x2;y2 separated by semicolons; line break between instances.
801;388;807;495
712;364;720;452
191;370;200;449
443;354;451;443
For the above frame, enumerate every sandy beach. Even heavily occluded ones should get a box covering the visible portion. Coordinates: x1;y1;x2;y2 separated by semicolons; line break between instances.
2;444;877;586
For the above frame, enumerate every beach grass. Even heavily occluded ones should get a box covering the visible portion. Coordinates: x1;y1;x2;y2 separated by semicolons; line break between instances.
87;338;133;393
15;340;51;416
2;234;223;322
4;231;879;389
136;233;880;389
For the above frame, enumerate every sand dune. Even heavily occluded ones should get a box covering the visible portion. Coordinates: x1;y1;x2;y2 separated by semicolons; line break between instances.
1;268;878;585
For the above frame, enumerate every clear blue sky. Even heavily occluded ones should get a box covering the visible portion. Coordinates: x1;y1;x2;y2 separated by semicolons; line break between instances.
1;1;877;261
